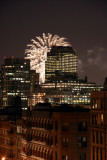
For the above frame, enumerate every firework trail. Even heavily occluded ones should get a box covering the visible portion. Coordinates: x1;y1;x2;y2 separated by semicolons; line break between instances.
25;33;71;84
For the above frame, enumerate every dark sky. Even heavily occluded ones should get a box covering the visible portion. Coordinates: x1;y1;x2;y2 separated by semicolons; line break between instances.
0;0;107;85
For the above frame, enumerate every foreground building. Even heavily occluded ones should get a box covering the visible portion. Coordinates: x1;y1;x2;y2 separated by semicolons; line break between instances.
21;103;90;160
21;103;53;160
0;90;107;160
90;91;107;160
0;120;16;159
0;106;22;160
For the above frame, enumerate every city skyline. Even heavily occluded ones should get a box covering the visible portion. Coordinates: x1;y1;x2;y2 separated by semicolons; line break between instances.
0;1;107;159
0;0;107;85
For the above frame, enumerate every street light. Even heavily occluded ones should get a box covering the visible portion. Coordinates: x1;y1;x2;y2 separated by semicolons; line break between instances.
2;157;5;160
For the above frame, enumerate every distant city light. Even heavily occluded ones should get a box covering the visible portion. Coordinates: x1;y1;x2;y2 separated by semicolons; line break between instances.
25;33;71;84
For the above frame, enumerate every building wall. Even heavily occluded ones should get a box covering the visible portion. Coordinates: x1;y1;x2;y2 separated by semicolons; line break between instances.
52;111;90;160
0;121;16;160
16;118;22;160
40;82;103;105
90;91;107;160
0;57;31;108
21;105;90;160
45;46;78;82
21;109;53;160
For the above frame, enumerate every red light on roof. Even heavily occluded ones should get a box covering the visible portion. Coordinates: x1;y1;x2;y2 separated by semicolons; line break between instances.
12;56;14;59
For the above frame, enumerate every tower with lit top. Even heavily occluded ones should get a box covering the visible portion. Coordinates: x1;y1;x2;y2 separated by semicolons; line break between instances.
45;46;78;82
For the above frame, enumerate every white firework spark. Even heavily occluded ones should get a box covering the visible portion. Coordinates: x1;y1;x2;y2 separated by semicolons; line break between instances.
25;33;71;84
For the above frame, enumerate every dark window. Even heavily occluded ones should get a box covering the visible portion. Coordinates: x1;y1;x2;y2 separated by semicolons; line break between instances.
93;131;95;143
100;133;103;144
101;100;103;109
55;121;58;130
62;137;69;147
97;147;99;160
55;152;58;160
78;137;87;147
55;135;58;145
92;115;94;124
78;122;87;131
96;132;99;144
62;155;68;160
93;147;95;160
80;152;86;160
100;148;103;160
62;122;69;131
95;115;98;125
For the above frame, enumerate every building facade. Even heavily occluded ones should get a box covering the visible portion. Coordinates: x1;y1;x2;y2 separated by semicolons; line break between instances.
0;95;107;160
21;104;90;160
45;46;78;82
40;81;102;105
0;120;16;160
52;106;90;160
90;91;107;160
0;57;39;109
21;104;53;160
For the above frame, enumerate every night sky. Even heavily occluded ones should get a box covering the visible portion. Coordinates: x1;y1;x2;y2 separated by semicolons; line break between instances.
0;0;107;85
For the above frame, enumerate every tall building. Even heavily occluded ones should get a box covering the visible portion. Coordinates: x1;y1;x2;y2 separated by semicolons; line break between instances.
0;57;31;108
45;46;78;82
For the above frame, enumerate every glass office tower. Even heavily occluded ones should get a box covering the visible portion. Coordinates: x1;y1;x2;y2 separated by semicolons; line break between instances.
45;46;78;82
0;57;31;108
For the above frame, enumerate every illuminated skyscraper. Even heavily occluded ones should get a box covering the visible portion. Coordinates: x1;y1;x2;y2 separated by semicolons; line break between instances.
45;46;78;82
0;57;31;108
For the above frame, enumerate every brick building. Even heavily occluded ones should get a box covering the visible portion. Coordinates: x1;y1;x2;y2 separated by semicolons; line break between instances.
90;91;107;160
21;103;53;160
0;120;16;160
21;104;90;160
0;90;107;160
52;106;90;160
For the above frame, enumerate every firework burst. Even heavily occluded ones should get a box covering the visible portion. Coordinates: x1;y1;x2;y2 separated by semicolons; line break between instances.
25;33;71;84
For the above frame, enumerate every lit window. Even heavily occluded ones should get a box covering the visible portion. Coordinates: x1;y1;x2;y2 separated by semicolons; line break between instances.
101;114;104;124
62;137;69;147
78;136;87;147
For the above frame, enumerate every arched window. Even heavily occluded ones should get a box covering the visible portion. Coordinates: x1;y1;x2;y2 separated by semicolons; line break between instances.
32;130;35;140
42;132;46;142
32;145;35;155
40;147;44;158
40;119;44;128
38;118;41;127
37;147;40;157
43;119;47;129
43;149;46;159
35;118;38;127
34;146;37;156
